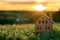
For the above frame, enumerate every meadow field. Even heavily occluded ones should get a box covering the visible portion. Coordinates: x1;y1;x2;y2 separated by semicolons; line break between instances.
0;23;60;40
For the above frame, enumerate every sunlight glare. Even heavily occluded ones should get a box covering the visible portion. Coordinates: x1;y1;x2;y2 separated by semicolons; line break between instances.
33;4;45;11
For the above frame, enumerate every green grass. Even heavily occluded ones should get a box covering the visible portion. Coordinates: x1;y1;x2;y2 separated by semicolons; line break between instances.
0;23;60;40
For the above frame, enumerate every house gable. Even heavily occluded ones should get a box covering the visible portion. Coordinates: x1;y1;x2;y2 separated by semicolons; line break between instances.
35;13;54;24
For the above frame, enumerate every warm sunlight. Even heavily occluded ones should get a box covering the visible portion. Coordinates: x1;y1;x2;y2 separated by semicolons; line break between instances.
33;4;45;11
34;0;41;3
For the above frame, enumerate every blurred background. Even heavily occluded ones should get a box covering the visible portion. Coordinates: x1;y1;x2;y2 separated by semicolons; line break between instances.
0;10;60;25
0;0;60;40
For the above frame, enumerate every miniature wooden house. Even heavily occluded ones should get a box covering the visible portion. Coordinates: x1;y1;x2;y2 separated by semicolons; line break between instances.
35;13;54;32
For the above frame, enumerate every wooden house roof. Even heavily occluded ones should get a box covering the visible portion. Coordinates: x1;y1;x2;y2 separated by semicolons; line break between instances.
36;13;54;23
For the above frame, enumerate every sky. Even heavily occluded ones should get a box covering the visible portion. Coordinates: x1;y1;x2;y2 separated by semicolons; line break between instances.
0;0;60;11
2;0;60;2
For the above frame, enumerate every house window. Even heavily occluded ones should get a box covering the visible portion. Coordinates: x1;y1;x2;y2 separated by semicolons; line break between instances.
39;21;41;24
46;20;48;23
40;26;41;29
42;20;44;23
45;26;50;30
37;27;39;29
47;26;50;30
45;27;47;29
37;26;39;29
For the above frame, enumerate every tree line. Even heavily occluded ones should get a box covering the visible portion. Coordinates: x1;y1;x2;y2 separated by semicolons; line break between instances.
0;10;60;24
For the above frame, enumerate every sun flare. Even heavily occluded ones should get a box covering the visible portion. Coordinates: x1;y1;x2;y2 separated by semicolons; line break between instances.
33;4;45;11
